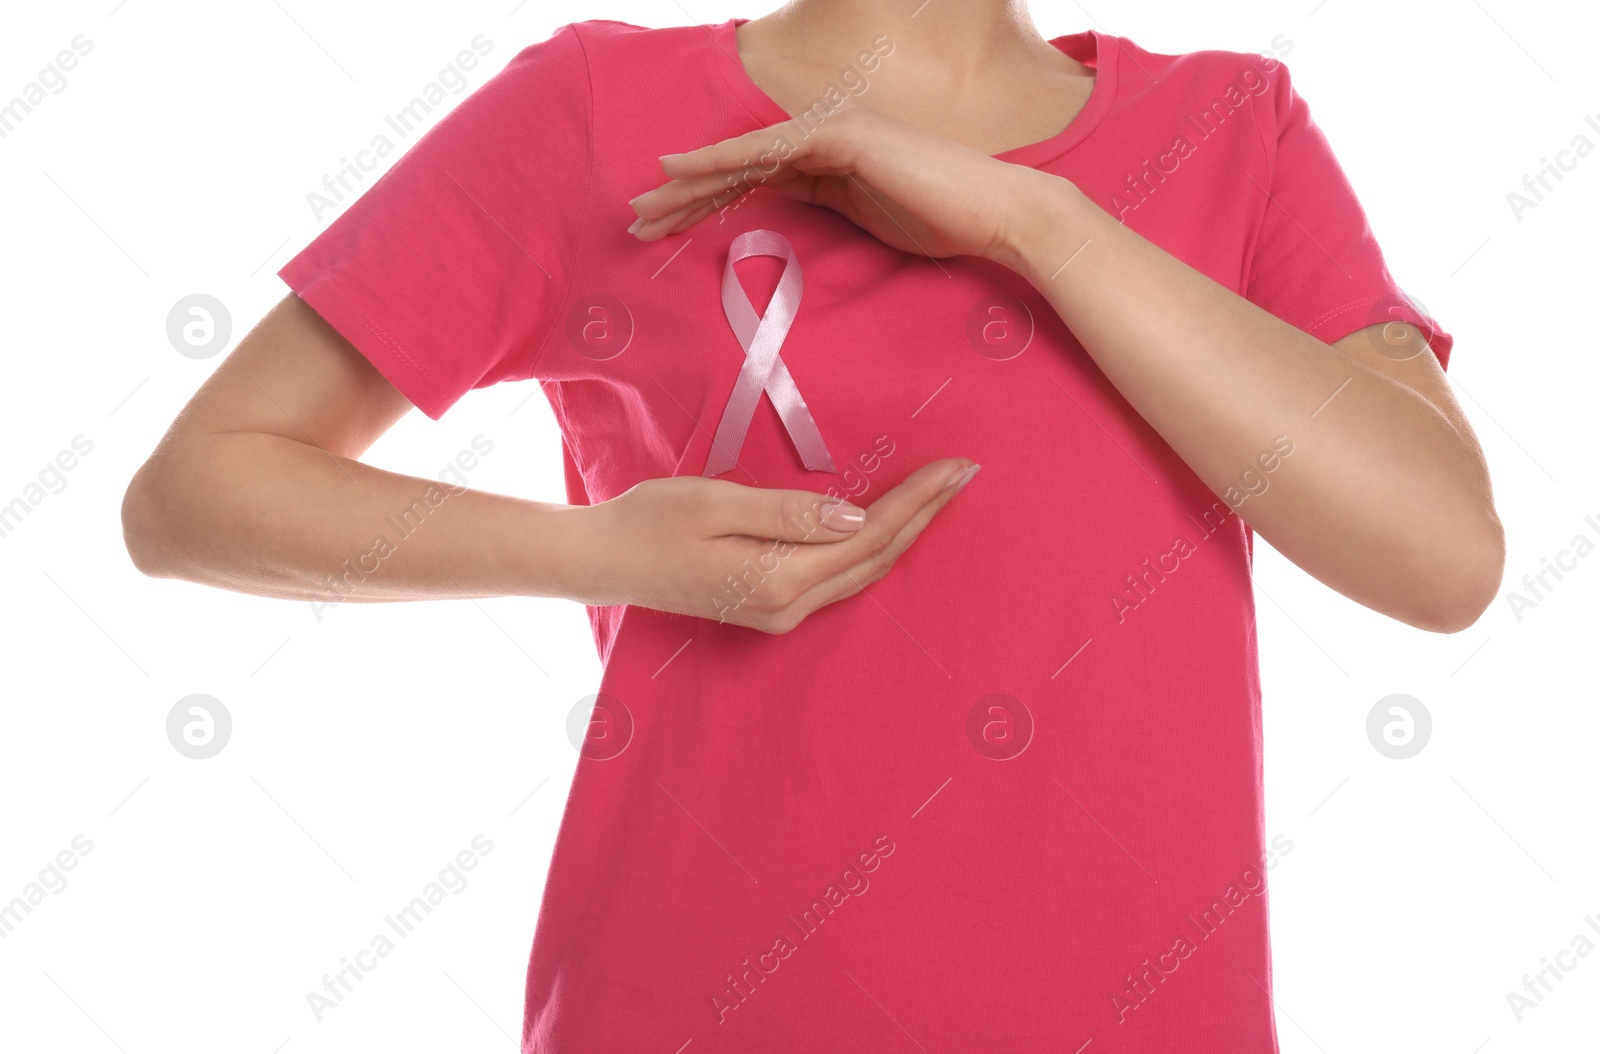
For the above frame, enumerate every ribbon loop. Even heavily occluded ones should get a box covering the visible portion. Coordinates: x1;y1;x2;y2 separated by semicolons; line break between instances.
702;229;837;477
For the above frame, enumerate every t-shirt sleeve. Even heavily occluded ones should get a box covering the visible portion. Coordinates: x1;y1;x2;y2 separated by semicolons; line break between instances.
277;24;593;420
1241;57;1452;370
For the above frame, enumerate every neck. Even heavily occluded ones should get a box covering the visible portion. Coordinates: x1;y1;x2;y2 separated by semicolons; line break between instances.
753;0;1052;76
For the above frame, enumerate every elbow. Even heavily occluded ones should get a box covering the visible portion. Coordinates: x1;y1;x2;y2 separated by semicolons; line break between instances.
1407;510;1506;634
121;465;175;579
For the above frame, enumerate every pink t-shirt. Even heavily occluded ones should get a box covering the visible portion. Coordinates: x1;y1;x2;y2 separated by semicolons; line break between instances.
279;17;1450;1053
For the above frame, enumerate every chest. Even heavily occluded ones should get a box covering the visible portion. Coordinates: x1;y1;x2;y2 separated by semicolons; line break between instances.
537;195;1085;485
533;136;1255;506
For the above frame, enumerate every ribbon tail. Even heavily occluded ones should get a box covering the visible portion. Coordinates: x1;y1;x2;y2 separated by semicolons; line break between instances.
765;357;837;473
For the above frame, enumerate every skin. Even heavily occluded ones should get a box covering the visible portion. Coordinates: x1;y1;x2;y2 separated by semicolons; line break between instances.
628;0;1505;633
119;291;978;633
123;0;1503;636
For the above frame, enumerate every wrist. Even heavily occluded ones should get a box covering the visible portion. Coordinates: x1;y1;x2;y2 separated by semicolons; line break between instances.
986;168;1095;283
512;500;617;605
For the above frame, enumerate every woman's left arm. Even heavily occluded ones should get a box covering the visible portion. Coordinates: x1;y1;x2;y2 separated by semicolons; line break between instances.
989;170;1504;634
629;103;1505;633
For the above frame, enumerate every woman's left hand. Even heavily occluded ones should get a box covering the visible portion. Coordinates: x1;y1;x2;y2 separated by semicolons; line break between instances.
627;96;1049;264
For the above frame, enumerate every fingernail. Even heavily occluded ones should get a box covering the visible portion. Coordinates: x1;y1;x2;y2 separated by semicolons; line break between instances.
942;463;981;494
627;216;646;234
819;500;866;530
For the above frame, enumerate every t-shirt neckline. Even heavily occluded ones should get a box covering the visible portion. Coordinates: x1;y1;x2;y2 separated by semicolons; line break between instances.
710;16;1116;170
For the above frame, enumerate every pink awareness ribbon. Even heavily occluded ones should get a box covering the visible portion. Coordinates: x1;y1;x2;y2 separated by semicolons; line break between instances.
702;229;837;477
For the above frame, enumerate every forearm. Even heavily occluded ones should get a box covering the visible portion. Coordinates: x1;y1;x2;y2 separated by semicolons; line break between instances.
123;431;600;609
993;172;1502;630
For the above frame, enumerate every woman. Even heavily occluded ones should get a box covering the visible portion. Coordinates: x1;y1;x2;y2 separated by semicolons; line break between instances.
122;1;1503;1050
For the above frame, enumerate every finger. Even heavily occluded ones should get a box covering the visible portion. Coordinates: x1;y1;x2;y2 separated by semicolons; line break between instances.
666;197;724;236
783;458;978;615
634;165;787;222
632;198;710;240
757;457;971;583
709;458;974;627
659;119;816;182
709;456;970;547
707;479;873;544
637;200;719;242
634;181;767;241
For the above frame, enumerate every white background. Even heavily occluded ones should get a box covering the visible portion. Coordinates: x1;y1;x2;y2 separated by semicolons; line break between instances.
1;0;1595;1051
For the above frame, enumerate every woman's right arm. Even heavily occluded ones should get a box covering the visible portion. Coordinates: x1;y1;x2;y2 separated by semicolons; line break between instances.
120;292;592;607
120;293;977;631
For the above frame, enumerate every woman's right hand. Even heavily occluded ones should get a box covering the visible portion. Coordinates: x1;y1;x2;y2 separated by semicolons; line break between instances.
574;458;982;633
